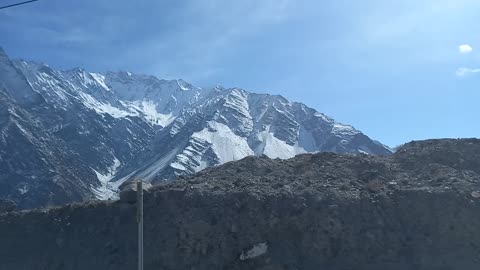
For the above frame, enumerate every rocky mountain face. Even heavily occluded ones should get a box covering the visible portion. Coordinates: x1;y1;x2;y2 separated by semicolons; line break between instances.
1;139;479;270
0;47;391;208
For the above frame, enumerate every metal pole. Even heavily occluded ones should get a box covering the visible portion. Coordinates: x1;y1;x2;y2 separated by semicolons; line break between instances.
137;180;144;270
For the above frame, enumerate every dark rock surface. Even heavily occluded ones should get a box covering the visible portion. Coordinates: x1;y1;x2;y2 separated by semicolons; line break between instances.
1;139;480;270
0;199;15;213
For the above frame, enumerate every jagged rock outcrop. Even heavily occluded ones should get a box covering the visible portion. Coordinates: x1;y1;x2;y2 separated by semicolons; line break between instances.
0;139;479;270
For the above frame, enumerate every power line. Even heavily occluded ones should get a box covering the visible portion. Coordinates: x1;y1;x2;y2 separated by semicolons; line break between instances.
0;0;39;10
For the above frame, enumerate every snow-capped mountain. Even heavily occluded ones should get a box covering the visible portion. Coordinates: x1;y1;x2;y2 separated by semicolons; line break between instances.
112;87;392;182
0;47;392;208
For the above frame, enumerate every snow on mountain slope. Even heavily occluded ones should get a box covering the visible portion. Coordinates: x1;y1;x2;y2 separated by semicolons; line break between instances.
115;88;393;182
256;128;307;159
194;121;253;162
0;47;392;208
91;157;121;200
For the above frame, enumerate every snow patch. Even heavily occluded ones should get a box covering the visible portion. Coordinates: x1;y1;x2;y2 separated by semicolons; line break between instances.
222;89;253;134
192;121;253;164
79;93;176;125
257;129;307;159
314;112;333;122
170;137;213;173
137;100;175;126
177;79;190;91
358;149;369;155
224;89;251;118
89;73;110;91
18;185;29;195
97;103;133;118
79;92;134;118
332;123;360;137
170;162;187;171
240;242;268;260
91;157;121;200
357;145;373;155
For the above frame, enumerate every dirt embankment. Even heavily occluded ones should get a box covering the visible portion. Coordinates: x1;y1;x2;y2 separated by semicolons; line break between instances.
1;139;480;270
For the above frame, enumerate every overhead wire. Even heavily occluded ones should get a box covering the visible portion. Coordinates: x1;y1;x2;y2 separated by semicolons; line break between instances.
0;0;40;10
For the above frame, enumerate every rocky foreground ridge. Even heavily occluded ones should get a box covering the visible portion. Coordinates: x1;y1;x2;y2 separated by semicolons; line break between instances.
1;139;480;270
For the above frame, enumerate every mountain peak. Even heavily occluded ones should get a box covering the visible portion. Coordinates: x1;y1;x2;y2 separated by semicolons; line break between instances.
176;79;193;91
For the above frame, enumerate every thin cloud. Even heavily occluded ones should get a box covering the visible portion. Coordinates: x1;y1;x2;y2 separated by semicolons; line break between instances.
459;44;473;54
0;0;296;83
456;67;480;77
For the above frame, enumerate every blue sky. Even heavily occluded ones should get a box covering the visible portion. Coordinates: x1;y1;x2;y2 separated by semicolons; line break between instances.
1;0;479;147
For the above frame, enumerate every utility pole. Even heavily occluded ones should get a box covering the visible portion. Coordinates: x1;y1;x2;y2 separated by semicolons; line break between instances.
137;180;144;270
